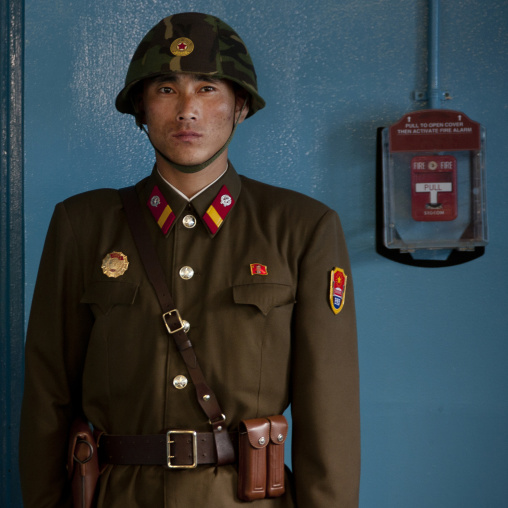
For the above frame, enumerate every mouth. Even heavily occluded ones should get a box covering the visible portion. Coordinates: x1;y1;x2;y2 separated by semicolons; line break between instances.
172;130;202;142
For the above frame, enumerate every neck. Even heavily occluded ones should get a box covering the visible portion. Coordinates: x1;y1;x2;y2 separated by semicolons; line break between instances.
156;151;229;199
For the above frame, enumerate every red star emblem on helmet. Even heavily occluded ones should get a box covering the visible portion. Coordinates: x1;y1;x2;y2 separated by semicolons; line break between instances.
170;37;194;57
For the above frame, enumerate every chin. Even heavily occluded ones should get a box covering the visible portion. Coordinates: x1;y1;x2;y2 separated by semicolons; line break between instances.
171;157;207;167
169;151;217;168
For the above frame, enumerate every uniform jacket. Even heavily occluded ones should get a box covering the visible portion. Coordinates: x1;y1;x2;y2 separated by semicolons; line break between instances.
20;164;360;507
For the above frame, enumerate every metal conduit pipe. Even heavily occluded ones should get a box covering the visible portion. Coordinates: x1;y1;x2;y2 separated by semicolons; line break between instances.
428;0;441;109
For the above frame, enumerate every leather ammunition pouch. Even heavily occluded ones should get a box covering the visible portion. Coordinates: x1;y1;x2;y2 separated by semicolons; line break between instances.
237;415;288;502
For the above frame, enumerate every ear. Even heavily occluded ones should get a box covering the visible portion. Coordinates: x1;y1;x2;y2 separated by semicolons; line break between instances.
135;97;146;126
234;92;250;124
132;82;147;126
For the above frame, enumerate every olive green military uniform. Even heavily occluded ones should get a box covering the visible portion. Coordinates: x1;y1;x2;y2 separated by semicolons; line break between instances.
20;164;360;507
21;11;360;507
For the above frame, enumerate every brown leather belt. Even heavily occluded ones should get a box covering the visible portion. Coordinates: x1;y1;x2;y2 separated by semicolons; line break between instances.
99;431;238;469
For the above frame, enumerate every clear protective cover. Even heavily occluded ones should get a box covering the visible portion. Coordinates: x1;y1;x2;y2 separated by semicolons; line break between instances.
381;111;487;253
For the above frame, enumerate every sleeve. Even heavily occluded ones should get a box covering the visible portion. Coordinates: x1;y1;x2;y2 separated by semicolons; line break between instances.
19;202;94;508
291;209;360;507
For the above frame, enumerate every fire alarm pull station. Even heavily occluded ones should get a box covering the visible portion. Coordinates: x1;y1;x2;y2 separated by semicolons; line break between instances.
381;109;487;264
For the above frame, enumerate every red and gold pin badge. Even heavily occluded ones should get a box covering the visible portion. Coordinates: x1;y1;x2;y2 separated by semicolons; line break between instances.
170;37;194;57
102;252;129;278
250;263;268;276
329;267;347;314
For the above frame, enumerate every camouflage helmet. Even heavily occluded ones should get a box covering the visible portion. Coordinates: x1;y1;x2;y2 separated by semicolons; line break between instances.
115;12;265;118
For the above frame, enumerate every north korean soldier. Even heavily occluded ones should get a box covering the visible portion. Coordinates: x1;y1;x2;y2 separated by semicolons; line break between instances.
19;12;360;508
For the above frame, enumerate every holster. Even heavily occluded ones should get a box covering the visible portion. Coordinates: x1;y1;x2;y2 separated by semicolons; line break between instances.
67;418;99;508
237;415;288;502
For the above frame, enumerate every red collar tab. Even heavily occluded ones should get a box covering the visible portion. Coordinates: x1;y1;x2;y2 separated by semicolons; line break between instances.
203;185;235;235
147;185;175;234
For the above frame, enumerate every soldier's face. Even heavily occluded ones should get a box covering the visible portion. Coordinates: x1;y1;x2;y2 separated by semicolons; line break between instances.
140;73;247;167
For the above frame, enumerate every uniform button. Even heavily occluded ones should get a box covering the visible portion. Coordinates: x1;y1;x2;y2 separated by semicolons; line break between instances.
182;320;190;333
182;215;197;228
173;375;188;389
179;266;194;280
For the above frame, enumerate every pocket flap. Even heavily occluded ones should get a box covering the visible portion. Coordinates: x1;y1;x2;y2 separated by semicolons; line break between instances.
81;280;139;313
233;283;295;316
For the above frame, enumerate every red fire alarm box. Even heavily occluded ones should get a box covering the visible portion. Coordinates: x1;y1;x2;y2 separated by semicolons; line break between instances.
411;155;457;221
381;109;487;258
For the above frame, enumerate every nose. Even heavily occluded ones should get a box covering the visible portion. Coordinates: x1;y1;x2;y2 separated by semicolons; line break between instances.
176;93;198;121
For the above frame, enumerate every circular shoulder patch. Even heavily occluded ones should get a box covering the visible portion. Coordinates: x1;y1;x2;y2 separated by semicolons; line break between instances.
170;37;194;57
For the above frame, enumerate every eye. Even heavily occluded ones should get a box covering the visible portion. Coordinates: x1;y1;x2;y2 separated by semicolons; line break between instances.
200;85;216;92
158;86;175;94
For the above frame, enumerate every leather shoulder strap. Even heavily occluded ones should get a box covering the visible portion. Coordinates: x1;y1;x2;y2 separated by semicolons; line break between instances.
118;186;235;465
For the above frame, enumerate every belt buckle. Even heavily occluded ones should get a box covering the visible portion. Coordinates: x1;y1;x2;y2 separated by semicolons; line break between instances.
166;430;197;469
162;309;185;335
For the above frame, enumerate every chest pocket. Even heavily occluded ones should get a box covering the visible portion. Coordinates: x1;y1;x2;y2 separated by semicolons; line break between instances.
232;283;295;316
81;280;139;314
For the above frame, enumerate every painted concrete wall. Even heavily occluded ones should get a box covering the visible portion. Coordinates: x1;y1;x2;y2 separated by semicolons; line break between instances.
24;0;508;506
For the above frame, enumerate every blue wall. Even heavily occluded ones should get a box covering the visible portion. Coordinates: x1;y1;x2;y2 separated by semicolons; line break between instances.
24;1;508;506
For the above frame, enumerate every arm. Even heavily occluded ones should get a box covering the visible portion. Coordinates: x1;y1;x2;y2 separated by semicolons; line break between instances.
19;202;94;507
291;209;360;507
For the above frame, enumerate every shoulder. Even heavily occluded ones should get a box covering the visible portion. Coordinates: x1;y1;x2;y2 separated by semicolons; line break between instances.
239;175;334;219
61;188;121;213
58;177;149;217
43;189;125;242
53;180;148;232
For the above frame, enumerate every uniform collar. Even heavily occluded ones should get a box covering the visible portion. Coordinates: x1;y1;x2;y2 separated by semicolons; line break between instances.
142;162;242;237
158;165;229;202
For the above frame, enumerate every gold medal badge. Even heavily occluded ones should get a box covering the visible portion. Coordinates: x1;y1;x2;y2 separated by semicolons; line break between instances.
101;251;129;278
170;37;194;57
